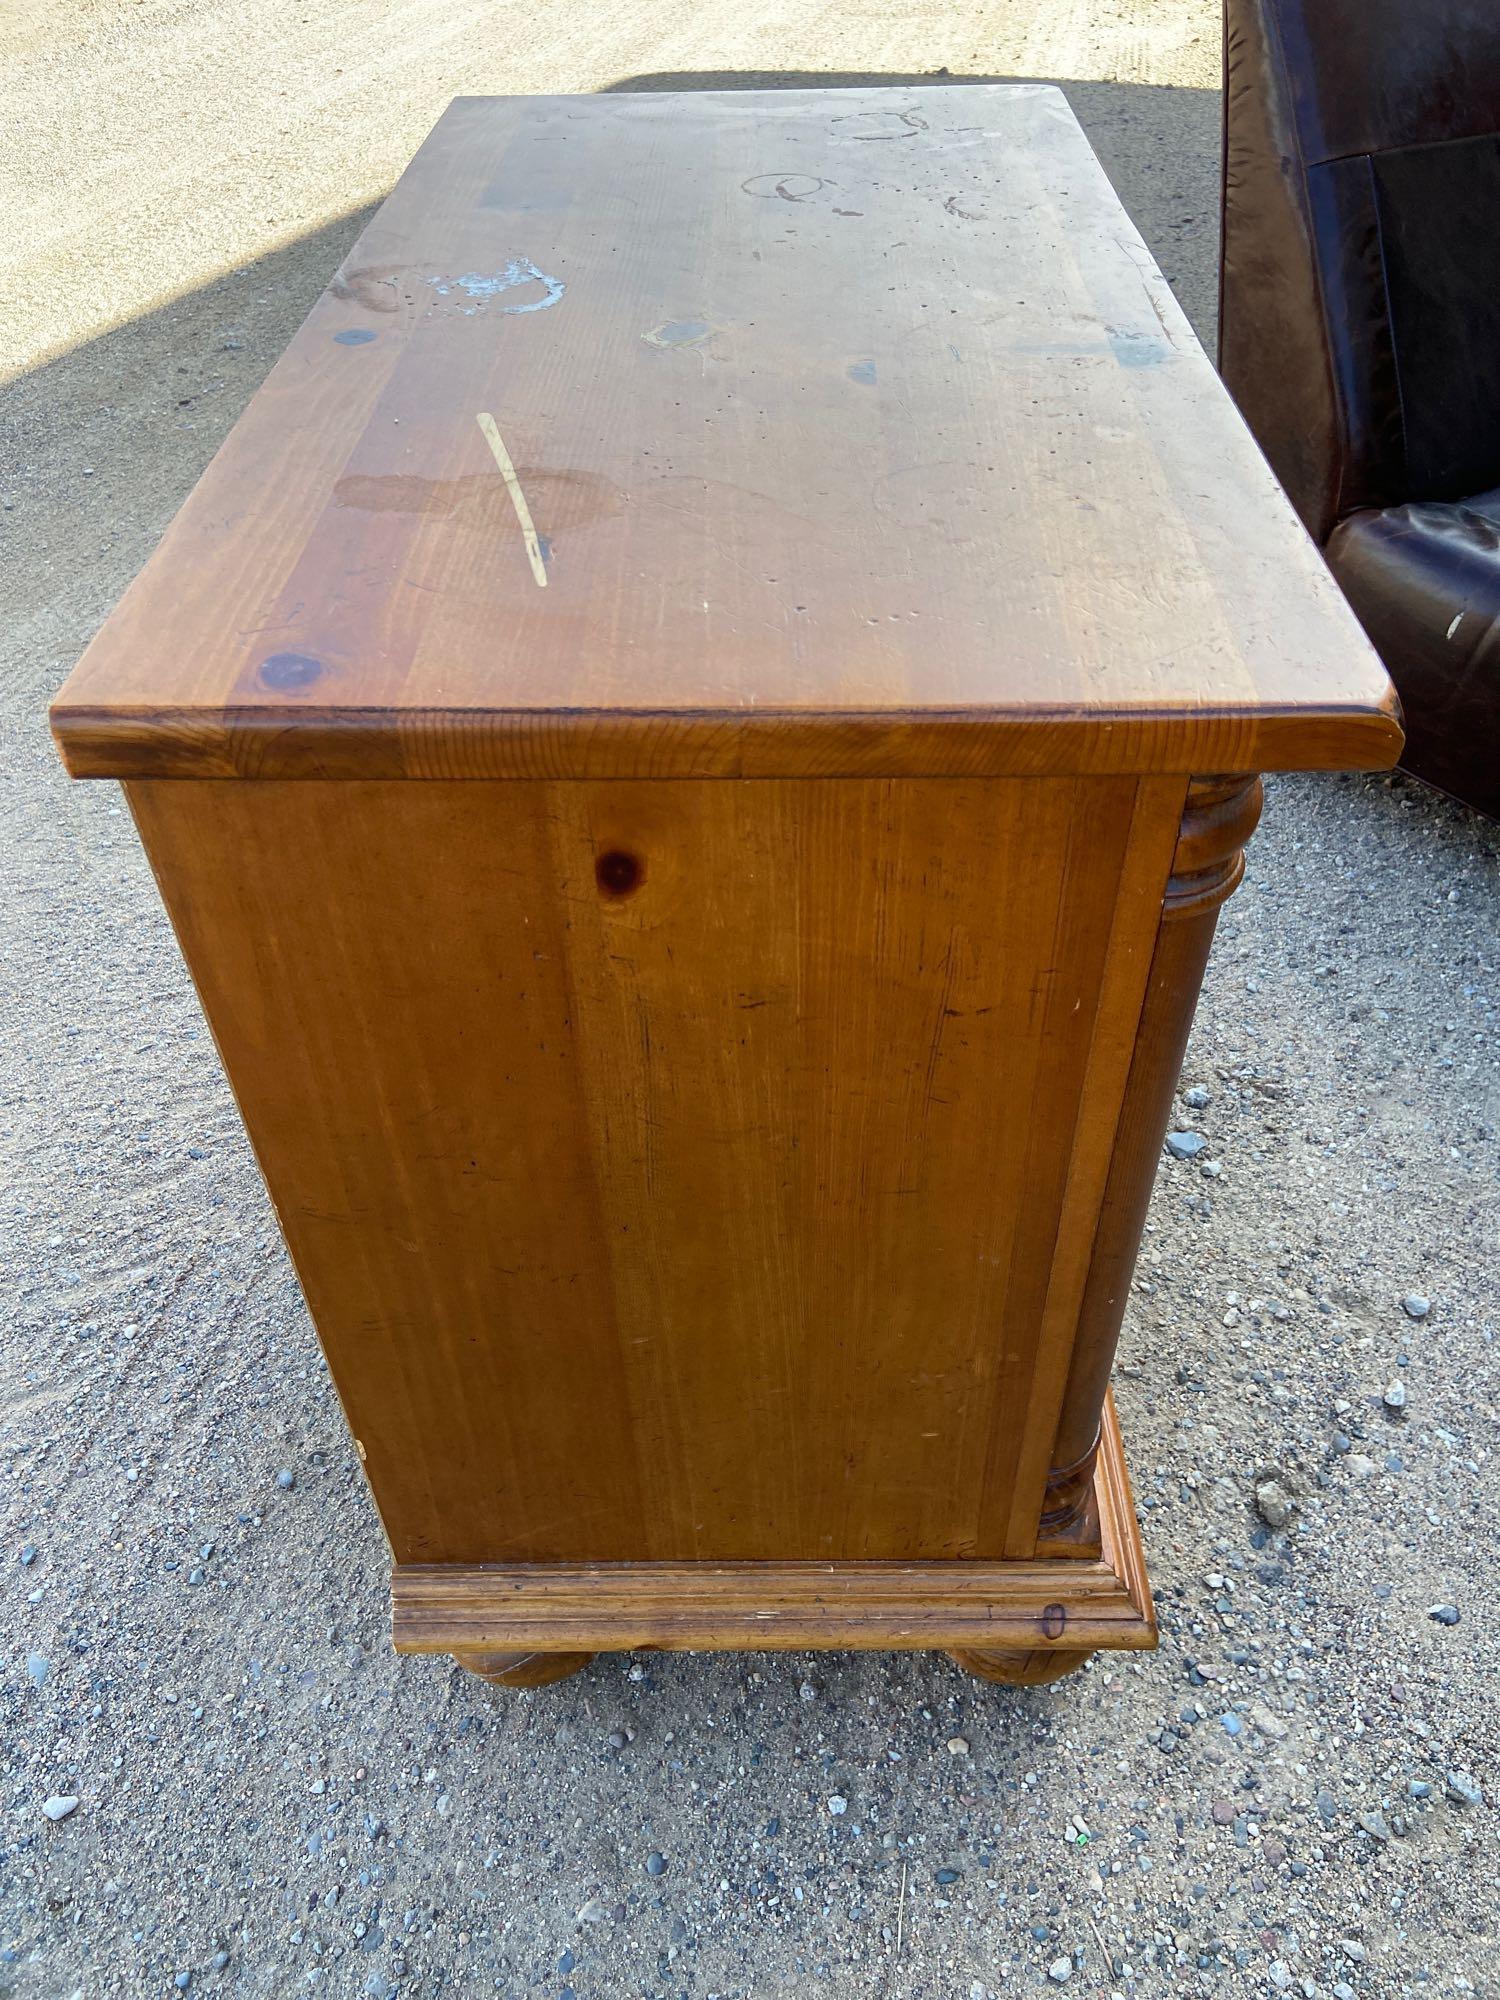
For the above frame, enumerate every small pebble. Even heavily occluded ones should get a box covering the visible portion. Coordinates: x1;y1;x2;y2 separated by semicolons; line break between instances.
19;1545;37;1567
1219;1713;1242;1738
1165;1131;1207;1161
827;1796;847;1816
26;1652;49;1688
1254;1479;1296;1530
1445;1771;1482;1808
1427;1604;1460;1626
1047;1956;1074;1984
41;1795;78;1821
1183;1085;1212;1109
1356;1811;1391;1843
645;1851;667;1877
1382;1379;1407;1411
1401;1294;1430;1319
946;1737;969;1756
276;1468;296;1491
934;1867;960;1885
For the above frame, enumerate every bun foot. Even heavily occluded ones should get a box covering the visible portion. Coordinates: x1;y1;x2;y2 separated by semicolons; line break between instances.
949;1646;1094;1687
452;1649;596;1687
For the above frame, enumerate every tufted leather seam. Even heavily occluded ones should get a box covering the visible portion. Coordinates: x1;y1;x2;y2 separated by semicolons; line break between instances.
1356;151;1408;519
1262;0;1348;542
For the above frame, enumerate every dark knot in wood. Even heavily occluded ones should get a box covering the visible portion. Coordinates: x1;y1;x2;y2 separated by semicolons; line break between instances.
595;849;644;897
1164;775;1263;922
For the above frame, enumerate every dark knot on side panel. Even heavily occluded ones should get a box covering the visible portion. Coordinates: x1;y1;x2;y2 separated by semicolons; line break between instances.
596;849;644;897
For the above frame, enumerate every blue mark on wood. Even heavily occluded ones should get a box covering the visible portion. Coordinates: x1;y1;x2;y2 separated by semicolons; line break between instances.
259;652;323;690
427;260;565;315
1107;328;1169;368
333;328;378;346
644;319;713;350
848;359;877;385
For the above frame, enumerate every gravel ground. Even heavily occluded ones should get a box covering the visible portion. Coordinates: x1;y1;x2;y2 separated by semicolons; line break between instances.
2;1;1497;1996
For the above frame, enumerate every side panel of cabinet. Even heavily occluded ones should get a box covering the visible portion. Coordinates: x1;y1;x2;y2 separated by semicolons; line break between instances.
127;775;1182;1564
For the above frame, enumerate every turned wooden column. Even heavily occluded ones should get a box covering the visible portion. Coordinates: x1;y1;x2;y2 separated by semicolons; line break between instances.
1039;775;1264;1545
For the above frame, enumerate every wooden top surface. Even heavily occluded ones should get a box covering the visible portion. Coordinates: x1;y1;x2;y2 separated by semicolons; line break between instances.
52;87;1401;781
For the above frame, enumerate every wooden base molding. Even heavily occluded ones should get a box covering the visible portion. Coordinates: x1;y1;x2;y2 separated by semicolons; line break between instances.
397;1397;1153;1686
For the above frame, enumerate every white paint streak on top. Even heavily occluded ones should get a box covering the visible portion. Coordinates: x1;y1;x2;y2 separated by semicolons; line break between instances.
429;260;565;314
475;411;548;587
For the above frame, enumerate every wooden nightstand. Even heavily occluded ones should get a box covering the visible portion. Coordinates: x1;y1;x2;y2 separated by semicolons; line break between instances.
51;87;1400;1687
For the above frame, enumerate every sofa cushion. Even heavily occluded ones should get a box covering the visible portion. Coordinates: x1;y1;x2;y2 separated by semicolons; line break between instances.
1328;489;1500;816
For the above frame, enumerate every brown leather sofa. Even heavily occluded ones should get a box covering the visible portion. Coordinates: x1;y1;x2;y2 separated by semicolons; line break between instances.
1219;0;1500;818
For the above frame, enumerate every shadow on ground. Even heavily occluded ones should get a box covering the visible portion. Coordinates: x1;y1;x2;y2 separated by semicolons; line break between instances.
1;209;379;609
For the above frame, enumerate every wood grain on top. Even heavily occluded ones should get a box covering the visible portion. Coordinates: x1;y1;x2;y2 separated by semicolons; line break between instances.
51;87;1401;781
